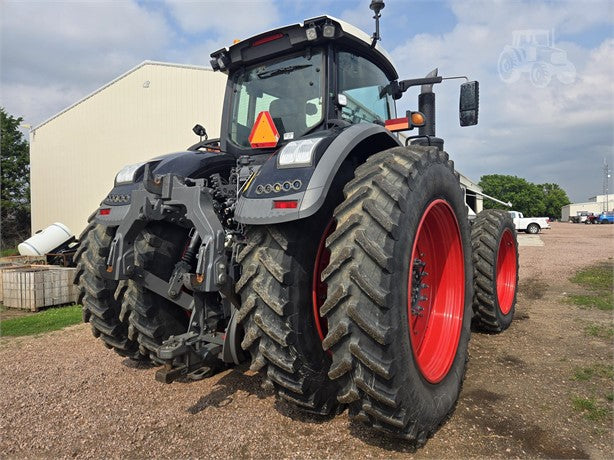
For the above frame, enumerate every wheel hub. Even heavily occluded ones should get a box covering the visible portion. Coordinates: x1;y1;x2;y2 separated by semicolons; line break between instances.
410;257;429;318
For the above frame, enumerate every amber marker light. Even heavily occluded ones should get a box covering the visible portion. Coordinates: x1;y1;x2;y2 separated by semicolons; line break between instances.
411;111;426;127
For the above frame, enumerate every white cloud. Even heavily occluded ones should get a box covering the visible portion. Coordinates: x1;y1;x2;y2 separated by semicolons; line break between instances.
1;0;172;125
389;0;614;201
164;0;281;44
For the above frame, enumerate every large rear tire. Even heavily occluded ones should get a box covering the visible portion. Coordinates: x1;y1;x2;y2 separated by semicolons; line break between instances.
236;214;341;415
322;146;473;443
74;222;144;359
471;209;519;332
123;222;190;362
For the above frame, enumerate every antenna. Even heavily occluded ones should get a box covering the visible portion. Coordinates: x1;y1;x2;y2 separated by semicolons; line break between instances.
369;0;385;48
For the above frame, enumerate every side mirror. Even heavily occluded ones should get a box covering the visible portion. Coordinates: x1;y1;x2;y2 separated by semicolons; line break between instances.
459;81;479;126
192;124;207;139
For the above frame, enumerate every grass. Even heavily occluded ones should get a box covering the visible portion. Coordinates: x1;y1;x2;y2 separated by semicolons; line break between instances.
0;247;19;257
571;263;614;291
0;305;82;337
571;362;614;422
573;364;614;381
584;323;614;339
571;396;609;421
569;294;613;311
568;262;614;311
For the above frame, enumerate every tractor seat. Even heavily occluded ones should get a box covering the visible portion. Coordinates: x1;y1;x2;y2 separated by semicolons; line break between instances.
269;99;306;136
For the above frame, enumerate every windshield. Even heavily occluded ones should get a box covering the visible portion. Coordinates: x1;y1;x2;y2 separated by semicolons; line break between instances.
338;51;394;125
228;49;324;148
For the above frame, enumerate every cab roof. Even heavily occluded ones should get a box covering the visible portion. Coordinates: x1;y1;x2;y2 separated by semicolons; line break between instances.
210;15;398;81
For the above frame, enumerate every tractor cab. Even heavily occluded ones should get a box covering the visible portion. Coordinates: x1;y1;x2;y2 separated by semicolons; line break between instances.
210;16;399;157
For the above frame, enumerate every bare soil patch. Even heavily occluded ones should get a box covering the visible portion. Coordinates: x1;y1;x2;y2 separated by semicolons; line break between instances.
1;222;613;458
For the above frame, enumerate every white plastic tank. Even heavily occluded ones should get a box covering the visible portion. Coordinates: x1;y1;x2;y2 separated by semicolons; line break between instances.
18;223;73;256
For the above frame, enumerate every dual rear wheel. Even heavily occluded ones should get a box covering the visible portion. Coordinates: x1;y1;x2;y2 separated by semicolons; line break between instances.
319;146;473;442
239;145;518;443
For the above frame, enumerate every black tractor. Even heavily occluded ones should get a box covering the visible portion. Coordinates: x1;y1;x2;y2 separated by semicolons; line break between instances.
75;1;519;445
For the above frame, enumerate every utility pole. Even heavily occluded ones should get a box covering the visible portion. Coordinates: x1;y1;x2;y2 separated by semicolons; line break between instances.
604;158;611;212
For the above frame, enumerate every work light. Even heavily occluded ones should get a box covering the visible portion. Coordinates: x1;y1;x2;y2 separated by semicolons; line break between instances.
277;137;323;168
305;24;318;41
322;22;335;38
115;162;145;185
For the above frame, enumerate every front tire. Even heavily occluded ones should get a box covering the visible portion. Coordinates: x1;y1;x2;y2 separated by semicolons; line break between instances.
322;146;473;442
471;210;518;332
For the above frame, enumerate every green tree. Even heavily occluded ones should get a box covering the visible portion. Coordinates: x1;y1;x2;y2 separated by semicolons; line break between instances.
1;107;31;249
479;174;546;217
540;183;570;219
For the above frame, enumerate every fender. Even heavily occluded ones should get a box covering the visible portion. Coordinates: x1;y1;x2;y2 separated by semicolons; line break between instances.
234;123;401;224
94;150;235;226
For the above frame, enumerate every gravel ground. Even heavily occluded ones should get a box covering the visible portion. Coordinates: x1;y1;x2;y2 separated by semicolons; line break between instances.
1;222;613;459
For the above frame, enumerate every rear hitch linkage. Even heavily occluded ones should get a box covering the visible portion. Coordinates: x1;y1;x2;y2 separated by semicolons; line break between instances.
104;165;243;382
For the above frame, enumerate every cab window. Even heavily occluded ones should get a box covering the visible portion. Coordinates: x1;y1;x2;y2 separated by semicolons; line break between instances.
229;49;325;148
338;51;394;124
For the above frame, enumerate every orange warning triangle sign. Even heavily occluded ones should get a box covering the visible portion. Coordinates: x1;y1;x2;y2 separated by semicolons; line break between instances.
248;111;280;149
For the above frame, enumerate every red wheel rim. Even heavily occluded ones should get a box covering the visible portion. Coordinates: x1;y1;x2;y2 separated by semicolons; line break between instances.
407;199;465;384
496;228;517;314
312;220;336;342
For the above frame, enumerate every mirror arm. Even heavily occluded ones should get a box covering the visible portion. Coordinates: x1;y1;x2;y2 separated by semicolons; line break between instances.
442;75;469;82
398;76;443;93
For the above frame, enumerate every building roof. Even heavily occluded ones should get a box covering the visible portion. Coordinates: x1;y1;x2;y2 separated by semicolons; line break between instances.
32;61;214;132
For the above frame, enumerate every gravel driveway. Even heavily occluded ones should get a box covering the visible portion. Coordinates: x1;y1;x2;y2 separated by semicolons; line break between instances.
1;222;613;459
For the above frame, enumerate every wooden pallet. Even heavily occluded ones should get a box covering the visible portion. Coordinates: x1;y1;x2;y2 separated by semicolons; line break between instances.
0;255;47;266
0;264;29;302
2;265;77;311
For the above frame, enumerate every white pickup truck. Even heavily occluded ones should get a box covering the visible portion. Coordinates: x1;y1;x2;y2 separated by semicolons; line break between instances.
508;211;551;234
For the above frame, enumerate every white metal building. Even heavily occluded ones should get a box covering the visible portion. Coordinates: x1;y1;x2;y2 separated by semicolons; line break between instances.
29;60;482;238
561;194;614;221
29;61;227;236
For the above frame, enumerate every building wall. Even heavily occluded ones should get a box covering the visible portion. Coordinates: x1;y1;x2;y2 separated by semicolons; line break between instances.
561;198;614;221
30;62;227;236
459;174;484;215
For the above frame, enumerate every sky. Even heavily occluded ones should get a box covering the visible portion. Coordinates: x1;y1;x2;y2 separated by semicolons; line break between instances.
1;0;613;202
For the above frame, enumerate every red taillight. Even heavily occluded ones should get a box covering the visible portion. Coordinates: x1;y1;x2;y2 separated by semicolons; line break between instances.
385;117;410;132
99;208;111;215
273;200;298;209
251;33;284;47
